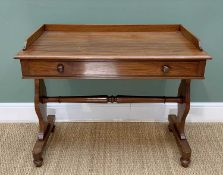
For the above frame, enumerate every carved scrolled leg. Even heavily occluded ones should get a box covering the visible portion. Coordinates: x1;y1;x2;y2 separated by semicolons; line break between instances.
33;79;56;167
32;115;55;167
176;79;190;140
35;79;48;140
168;79;191;168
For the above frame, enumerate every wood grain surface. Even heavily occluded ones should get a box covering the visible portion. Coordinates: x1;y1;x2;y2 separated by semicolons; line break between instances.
16;24;211;60
21;60;206;79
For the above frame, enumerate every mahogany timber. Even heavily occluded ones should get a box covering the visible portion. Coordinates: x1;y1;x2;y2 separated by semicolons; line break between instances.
23;25;45;51
15;24;212;168
21;60;206;79
41;96;183;103
168;115;191;168
16;24;211;61
34;79;48;140
32;115;55;167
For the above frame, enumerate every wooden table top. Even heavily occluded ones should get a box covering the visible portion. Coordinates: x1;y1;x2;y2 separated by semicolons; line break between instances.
16;24;211;61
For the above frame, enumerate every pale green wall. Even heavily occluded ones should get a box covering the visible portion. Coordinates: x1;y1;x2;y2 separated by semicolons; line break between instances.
0;0;222;102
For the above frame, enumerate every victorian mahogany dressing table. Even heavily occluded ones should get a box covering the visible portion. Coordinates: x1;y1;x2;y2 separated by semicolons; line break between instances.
15;24;211;168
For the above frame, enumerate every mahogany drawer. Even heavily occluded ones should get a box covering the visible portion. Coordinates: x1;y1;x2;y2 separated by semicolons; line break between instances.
21;60;206;79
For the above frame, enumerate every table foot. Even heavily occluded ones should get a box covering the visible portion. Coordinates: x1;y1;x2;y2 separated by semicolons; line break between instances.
180;157;191;168
33;157;43;167
168;124;173;132
51;125;56;133
32;115;55;167
168;114;191;168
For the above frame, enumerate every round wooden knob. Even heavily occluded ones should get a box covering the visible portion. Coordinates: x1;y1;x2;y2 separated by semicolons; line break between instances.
57;64;64;73
162;65;170;73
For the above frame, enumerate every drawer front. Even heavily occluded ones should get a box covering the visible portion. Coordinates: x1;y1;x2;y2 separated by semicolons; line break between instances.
21;60;206;79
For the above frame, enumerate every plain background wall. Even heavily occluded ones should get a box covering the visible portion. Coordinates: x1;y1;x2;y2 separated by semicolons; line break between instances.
0;0;222;102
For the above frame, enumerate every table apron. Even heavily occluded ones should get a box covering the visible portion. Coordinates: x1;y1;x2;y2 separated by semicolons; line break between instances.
20;60;206;79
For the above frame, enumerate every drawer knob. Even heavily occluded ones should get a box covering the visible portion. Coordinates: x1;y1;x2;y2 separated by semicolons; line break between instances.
57;64;64;73
162;65;170;73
